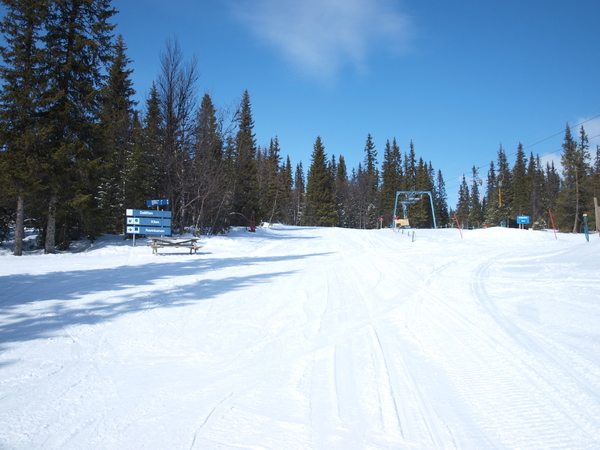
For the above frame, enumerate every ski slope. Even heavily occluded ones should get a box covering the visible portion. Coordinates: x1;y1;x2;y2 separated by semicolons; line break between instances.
1;225;600;449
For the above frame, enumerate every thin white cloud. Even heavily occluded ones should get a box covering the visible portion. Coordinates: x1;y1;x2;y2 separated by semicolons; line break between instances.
231;0;413;79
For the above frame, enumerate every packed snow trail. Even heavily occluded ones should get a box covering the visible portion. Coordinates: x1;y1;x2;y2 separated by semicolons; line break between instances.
1;225;600;449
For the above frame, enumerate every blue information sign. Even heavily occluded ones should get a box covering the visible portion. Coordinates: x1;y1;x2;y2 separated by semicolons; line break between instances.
126;217;171;226
126;209;172;218
126;208;172;237
516;215;530;224
146;199;170;207
126;226;172;235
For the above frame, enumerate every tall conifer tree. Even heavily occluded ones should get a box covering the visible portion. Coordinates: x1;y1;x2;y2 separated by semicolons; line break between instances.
558;124;590;232
98;34;136;234
305;136;337;226
511;143;529;217
232;90;259;225
380;139;402;225
42;0;117;251
0;0;50;254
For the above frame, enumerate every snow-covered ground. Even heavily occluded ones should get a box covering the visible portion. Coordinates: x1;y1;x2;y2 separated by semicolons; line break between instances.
1;225;599;449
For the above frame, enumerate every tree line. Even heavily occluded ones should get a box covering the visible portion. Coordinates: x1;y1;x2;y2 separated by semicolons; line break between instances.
455;124;600;233
0;1;597;257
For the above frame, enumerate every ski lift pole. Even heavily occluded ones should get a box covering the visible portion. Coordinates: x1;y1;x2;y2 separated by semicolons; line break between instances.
583;213;589;242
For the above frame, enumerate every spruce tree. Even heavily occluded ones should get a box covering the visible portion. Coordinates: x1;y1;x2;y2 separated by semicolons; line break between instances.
455;175;470;226
232;90;260;226
0;0;51;255
42;0;117;251
305;136;337;227
468;166;484;227
484;161;500;225
191;93;228;234
335;155;349;227
97;34;136;234
496;144;512;226
511;143;529;217
558;124;590;232
282;156;294;224
411;158;434;227
379;139;402;225
292;162;305;225
403;140;417;190
134;83;166;205
434;169;449;226
359;134;379;228
263;136;284;223
527;153;544;227
545;161;560;218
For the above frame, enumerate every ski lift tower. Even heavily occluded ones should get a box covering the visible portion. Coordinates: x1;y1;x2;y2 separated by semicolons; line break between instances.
393;191;437;229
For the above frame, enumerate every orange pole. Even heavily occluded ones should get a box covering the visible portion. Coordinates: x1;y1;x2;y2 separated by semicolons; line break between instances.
453;214;463;239
548;209;557;240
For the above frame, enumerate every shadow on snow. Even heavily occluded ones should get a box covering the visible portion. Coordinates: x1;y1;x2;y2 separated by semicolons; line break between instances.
0;251;330;355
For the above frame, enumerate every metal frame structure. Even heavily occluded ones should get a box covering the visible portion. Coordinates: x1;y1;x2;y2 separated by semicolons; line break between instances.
393;191;437;229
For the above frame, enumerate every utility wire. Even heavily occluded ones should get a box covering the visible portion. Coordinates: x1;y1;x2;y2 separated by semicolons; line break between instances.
447;115;600;194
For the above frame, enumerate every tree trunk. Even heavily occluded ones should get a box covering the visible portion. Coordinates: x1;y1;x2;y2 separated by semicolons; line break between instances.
14;194;24;256
45;194;57;254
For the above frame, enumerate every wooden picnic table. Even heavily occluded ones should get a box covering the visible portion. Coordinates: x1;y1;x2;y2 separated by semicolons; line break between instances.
147;237;202;255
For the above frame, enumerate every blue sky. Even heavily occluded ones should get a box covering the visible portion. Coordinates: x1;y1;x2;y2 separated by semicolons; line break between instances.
113;0;600;204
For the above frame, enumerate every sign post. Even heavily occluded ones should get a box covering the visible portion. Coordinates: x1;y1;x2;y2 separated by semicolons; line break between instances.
126;208;172;246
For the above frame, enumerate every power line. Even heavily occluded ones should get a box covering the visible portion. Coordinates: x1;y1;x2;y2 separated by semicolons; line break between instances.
446;115;600;194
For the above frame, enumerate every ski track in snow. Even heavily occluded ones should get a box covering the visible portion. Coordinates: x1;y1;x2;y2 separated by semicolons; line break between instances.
1;225;600;449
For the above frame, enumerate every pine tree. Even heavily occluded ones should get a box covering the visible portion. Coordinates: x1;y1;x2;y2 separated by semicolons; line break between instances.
292;162;305;225
232;90;260;226
496;144;512;225
468;166;484;227
42;0;117;251
190;93;229;234
358;134;379;228
455;175;470;226
558;124;590;232
411;158;434;227
263;136;284;224
305;136;337;226
281;156;294;224
379;138;402;225
334;155;349;227
0;0;51;255
133;83;165;206
484;161;501;225
545;161;560;217
403;140;417;190
434;169;449;226
511;143;529;217
528;153;545;227
97;34;136;234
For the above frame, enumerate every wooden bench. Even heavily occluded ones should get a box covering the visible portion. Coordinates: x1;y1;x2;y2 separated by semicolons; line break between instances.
147;237;203;255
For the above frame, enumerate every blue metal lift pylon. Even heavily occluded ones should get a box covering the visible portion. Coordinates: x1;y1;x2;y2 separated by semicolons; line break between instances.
393;191;437;229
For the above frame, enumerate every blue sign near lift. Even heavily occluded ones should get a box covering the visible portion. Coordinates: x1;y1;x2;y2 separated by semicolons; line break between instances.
126;209;171;218
146;199;169;207
516;215;530;224
126;208;172;241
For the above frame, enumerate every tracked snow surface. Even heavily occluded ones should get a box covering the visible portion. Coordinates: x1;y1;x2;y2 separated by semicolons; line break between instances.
1;225;600;449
